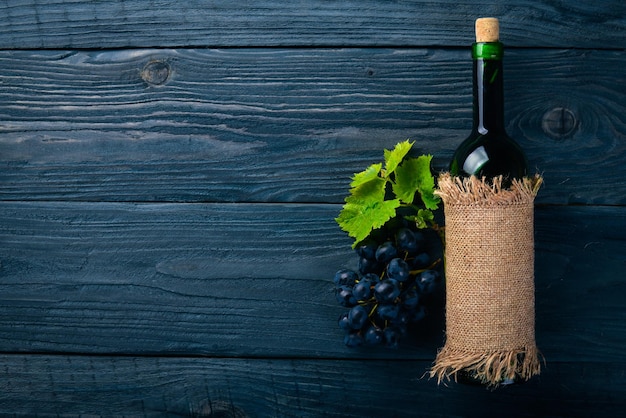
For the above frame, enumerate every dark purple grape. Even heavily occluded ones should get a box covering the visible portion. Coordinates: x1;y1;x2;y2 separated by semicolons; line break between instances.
362;273;380;282
363;326;384;345
336;285;357;307
384;326;402;348
377;304;400;320
358;256;381;275
417;270;441;295
386;258;410;282
402;286;420;308
395;227;418;254
333;269;358;288
338;312;351;332
410;252;431;269
391;309;412;327
375;241;398;263
352;279;373;301
347;305;369;330
413;230;426;250
344;331;364;347
355;238;377;260
374;278;401;303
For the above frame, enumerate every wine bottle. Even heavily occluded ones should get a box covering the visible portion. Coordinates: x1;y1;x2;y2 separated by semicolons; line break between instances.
450;17;528;183
452;18;529;387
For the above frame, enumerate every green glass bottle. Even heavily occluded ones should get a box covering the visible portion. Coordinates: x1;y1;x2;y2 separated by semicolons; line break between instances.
452;18;528;387
450;18;528;183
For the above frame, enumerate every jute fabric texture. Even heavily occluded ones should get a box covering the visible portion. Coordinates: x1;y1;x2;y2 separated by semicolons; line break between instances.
430;174;543;387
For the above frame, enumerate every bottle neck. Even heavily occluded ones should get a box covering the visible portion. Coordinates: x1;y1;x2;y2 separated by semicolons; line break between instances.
472;42;505;135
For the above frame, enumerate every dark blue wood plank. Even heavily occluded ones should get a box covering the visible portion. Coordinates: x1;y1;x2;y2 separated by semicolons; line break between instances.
0;3;624;416
1;49;624;205
0;1;624;49
0;203;624;364
0;355;623;417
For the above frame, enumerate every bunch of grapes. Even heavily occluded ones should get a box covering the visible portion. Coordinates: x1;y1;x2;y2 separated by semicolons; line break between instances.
334;220;443;348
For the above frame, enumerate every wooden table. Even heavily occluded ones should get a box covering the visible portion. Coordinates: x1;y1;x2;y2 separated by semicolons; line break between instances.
1;1;624;416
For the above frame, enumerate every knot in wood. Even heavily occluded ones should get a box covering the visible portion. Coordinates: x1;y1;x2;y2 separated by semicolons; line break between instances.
141;60;171;86
541;107;577;139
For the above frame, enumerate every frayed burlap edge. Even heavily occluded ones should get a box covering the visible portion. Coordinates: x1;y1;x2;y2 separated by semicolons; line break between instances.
429;173;543;388
430;345;543;388
435;173;543;205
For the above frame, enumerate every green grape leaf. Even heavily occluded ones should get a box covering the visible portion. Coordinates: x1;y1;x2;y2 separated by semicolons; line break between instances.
407;208;435;229
335;139;441;248
337;176;397;246
345;176;386;204
336;198;401;247
350;163;382;189
383;140;414;176
420;187;440;210
392;154;440;209
415;155;440;210
393;158;422;204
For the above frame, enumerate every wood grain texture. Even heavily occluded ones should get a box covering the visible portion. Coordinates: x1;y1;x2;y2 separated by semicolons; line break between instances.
1;203;624;363
0;355;624;417
1;2;624;415
0;0;624;49
0;201;439;359
1;48;624;205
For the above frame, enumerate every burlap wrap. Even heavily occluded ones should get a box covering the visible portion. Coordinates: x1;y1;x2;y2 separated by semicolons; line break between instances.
430;173;543;387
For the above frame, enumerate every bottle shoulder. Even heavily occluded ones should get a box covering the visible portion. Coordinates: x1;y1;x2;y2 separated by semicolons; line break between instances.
452;131;524;160
450;131;528;179
457;130;518;146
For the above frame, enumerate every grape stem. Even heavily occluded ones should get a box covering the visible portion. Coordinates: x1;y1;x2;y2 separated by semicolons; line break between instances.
409;258;443;276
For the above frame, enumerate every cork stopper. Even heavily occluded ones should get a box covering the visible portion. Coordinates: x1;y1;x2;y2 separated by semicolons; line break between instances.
475;18;499;42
